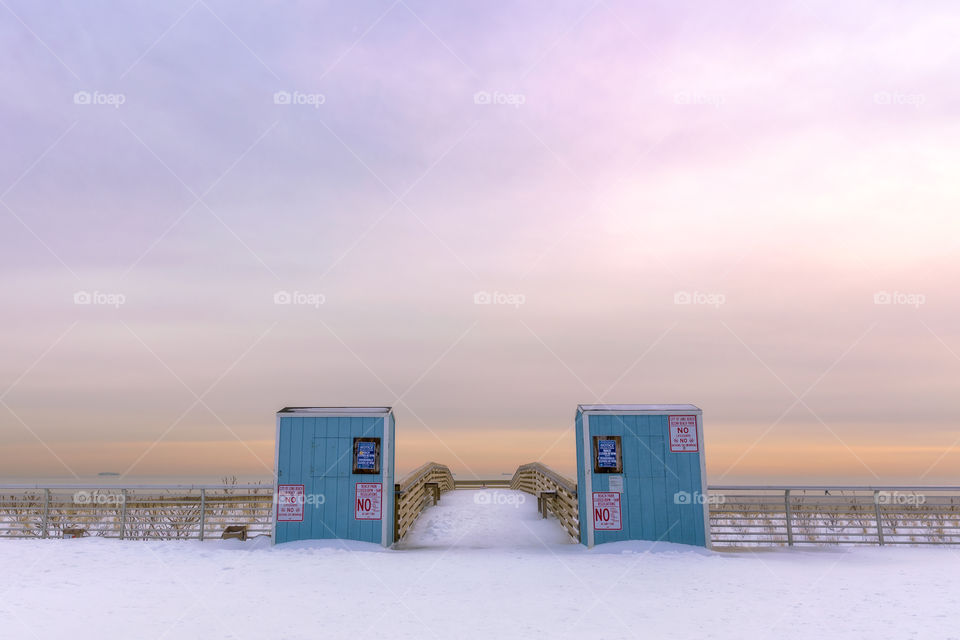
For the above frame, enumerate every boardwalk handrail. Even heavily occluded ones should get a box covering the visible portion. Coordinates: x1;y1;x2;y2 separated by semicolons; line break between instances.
510;462;579;541
709;485;960;547
503;473;960;547
0;485;273;540
394;462;454;541
3;481;957;546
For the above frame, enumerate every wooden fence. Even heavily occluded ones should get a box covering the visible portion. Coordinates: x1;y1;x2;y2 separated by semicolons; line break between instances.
710;486;960;547
0;486;273;539
4;478;958;548
393;462;455;541
505;471;960;547
510;462;580;541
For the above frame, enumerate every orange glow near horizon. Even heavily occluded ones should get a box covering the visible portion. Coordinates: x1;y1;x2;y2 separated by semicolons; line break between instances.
4;425;957;486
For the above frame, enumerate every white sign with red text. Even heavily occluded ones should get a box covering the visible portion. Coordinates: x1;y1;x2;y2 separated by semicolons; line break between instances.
592;492;622;531
669;415;699;452
355;482;383;520
277;484;304;522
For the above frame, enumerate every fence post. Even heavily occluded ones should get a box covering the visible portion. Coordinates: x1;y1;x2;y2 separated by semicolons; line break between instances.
423;482;439;506
784;489;793;547
199;489;206;542
42;488;50;539
873;490;884;546
119;489;127;540
541;492;557;519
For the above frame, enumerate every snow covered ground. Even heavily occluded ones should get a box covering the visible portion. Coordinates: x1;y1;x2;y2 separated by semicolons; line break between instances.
2;489;959;639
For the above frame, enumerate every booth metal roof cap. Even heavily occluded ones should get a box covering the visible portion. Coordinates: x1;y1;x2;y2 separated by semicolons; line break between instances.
277;406;393;415
577;403;701;413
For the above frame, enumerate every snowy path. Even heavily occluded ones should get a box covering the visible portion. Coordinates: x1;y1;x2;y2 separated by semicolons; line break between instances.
2;493;960;639
397;489;573;549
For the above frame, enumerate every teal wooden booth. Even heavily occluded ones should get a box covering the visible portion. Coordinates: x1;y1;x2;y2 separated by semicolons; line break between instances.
575;404;709;548
273;407;395;547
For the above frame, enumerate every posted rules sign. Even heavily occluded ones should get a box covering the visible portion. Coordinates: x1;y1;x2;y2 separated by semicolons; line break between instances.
597;439;618;468
356;441;377;471
277;484;304;522
669;415;699;452
592;492;622;531
355;483;382;520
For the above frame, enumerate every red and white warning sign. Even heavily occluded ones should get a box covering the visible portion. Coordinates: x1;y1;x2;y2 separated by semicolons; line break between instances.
592;491;622;531
277;484;305;522
669;415;699;452
355;482;383;520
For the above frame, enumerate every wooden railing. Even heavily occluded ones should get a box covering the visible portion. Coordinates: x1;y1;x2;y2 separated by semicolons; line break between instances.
510;462;579;541
8;479;954;548
709;486;960;547
0;485;273;539
394;462;455;541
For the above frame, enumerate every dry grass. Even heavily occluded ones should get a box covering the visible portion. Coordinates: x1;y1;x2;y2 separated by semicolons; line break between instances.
710;490;960;547
0;481;273;540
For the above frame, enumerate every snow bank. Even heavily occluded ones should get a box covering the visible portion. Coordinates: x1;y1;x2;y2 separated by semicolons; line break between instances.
1;490;957;639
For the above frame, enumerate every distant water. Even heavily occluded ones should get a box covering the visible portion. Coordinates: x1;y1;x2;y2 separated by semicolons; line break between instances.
0;474;274;487
0;472;516;487
2;472;944;487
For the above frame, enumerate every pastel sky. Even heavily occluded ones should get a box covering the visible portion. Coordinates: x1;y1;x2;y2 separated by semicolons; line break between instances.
2;1;958;484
